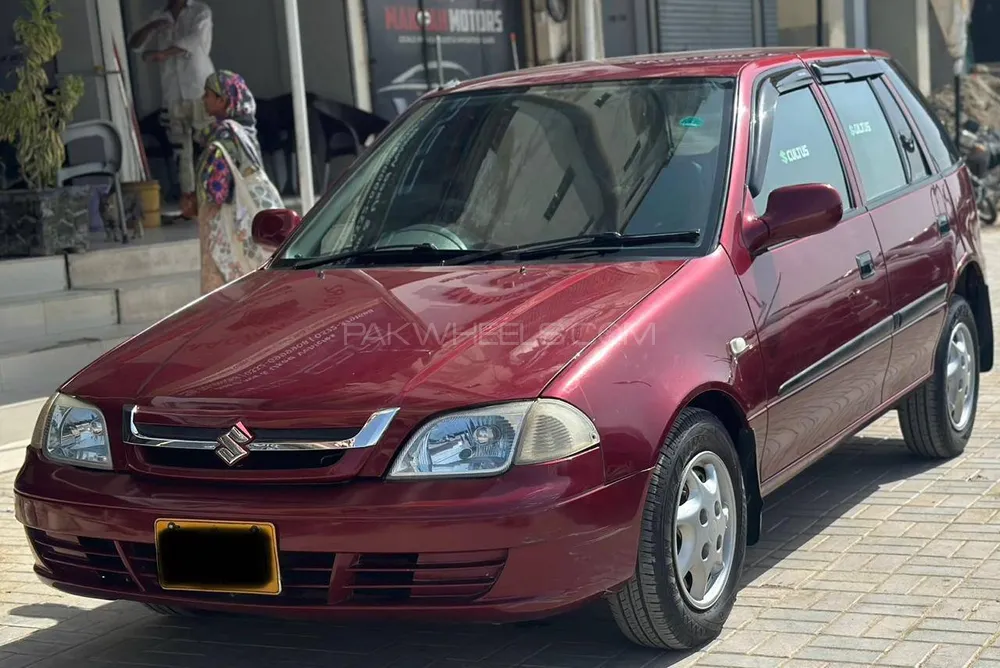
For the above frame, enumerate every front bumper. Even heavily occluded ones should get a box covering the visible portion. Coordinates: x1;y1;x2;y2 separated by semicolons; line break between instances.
13;448;647;622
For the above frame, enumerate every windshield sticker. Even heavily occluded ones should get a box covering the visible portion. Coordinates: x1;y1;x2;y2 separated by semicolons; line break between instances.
679;116;704;128
848;121;873;137
779;144;810;164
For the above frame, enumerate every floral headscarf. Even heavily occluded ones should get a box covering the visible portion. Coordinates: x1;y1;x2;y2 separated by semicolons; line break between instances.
196;70;265;205
205;69;256;127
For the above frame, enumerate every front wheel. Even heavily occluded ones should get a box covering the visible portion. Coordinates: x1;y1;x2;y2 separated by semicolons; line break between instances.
608;408;747;650
898;294;980;459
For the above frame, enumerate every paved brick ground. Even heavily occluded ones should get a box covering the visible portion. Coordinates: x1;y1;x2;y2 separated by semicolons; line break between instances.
4;229;1000;668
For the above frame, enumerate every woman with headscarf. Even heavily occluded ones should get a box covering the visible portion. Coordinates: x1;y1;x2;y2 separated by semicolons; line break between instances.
193;69;284;294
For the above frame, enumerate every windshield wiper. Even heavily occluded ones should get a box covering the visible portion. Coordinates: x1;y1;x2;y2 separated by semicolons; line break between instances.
444;230;701;265
289;243;459;270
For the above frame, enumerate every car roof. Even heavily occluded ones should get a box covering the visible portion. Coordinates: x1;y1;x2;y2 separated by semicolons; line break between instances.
441;47;891;94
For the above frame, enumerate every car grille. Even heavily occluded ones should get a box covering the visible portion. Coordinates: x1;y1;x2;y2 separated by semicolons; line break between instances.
125;421;357;473
345;550;508;604
122;542;335;605
29;531;506;607
135;447;347;471
27;529;137;592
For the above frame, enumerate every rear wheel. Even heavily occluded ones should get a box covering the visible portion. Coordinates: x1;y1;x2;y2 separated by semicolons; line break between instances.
608;408;746;650
898;295;980;459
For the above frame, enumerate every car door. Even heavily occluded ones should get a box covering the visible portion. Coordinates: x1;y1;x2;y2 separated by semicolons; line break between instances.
815;59;957;402
879;61;963;397
737;67;894;486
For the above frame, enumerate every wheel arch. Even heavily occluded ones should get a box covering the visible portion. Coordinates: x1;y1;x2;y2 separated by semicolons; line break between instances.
954;259;993;373
683;388;763;546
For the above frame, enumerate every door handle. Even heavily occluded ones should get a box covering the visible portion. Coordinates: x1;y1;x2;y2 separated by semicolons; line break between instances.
856;251;876;280
936;214;951;235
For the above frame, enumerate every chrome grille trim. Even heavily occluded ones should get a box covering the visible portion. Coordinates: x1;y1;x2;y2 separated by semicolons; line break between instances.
125;405;400;451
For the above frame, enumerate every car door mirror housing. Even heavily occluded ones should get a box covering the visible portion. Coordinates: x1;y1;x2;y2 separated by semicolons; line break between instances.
252;208;302;249
744;183;844;256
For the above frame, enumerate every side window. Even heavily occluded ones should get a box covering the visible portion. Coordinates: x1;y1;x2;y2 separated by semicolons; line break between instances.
870;77;931;183
884;61;960;171
824;80;907;201
753;86;851;214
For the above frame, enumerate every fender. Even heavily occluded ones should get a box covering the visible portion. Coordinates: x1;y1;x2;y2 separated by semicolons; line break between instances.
543;250;768;546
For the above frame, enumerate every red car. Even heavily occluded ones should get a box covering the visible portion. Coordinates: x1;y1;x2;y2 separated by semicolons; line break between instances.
14;47;994;650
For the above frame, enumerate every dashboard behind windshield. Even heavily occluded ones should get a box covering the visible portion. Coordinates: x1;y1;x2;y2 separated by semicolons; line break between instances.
277;76;736;267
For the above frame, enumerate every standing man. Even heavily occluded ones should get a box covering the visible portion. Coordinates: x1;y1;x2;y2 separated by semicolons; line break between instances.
129;0;215;219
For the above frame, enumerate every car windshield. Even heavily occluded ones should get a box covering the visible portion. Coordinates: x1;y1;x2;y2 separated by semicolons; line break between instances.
277;76;735;267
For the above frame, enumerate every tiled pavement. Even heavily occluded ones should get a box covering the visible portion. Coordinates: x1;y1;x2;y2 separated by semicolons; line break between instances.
4;231;1000;668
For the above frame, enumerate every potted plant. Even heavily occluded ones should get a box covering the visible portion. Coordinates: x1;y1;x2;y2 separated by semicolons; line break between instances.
0;0;87;258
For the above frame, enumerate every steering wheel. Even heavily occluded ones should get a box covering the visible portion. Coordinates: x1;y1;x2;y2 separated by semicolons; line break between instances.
376;224;468;251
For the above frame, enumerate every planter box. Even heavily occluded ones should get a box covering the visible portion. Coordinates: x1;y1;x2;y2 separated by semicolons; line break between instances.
0;185;92;258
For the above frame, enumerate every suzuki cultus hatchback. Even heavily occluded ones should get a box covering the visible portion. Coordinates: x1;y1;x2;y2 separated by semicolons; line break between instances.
15;48;993;650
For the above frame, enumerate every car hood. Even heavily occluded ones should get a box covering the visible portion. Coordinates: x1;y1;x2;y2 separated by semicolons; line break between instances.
64;262;682;415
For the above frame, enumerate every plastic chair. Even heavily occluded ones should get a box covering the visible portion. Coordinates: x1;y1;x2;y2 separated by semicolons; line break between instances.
57;120;137;242
312;99;363;192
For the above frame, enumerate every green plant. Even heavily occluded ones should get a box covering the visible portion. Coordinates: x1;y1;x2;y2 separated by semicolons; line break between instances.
0;0;83;190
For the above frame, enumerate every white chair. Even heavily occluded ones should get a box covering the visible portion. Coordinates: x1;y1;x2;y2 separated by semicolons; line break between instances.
57;120;138;242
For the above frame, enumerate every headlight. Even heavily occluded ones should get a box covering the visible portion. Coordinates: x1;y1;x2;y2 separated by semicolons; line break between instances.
388;399;599;479
33;393;112;470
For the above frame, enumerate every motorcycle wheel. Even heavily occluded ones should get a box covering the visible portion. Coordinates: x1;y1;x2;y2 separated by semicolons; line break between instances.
978;194;997;225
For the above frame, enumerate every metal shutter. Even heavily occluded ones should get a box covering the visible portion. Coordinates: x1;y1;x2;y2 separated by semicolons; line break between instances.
657;0;756;52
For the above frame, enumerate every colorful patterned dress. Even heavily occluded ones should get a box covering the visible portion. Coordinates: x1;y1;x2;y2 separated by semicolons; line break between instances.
195;70;284;294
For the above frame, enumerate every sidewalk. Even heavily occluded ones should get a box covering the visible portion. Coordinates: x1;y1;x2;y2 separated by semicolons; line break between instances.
0;442;27;476
3;229;1000;668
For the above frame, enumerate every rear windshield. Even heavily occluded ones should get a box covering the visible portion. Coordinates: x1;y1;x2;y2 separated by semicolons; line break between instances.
278;77;736;266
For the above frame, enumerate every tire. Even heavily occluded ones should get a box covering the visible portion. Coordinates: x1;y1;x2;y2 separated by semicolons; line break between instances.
142;603;216;617
898;294;980;459
608;408;747;650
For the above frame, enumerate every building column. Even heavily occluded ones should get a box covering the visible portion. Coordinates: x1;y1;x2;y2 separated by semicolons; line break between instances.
916;0;931;94
284;0;315;211
345;0;372;113
751;0;764;46
825;0;847;47
580;0;602;59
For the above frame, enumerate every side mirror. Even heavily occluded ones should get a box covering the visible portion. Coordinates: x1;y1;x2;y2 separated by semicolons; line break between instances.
744;183;843;256
252;208;301;249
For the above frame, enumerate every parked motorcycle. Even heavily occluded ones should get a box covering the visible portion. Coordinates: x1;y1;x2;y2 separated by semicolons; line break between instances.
959;119;1000;224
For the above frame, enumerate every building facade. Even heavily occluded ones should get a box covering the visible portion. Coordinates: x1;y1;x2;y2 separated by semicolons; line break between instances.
0;0;962;192
602;0;957;96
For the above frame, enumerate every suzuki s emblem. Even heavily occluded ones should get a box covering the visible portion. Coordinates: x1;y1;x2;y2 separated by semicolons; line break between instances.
216;422;253;465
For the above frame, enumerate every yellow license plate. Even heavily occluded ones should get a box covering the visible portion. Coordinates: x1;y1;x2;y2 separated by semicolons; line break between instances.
154;519;281;595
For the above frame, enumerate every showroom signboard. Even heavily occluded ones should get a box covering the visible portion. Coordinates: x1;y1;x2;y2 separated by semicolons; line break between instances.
364;0;523;121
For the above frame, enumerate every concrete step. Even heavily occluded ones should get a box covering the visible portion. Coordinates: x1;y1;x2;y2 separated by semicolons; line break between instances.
0;324;152;445
108;272;201;324
0;322;150;401
0;289;119;345
68;238;199;287
0;255;67;300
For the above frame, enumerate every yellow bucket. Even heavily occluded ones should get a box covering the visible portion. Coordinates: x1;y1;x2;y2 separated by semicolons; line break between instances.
122;180;162;228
